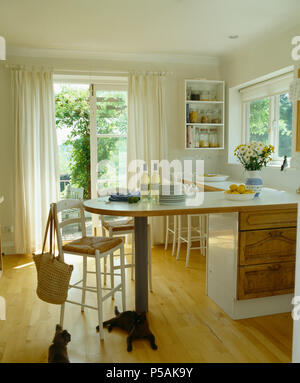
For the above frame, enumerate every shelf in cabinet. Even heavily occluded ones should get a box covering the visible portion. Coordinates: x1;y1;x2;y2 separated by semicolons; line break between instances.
186;100;224;104
185;147;224;150
186;123;223;127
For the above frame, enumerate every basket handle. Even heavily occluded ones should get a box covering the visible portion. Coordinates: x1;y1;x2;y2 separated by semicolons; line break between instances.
41;207;53;255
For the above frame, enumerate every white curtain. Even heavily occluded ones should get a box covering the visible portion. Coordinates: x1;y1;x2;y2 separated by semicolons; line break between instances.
127;73;167;244
12;68;59;254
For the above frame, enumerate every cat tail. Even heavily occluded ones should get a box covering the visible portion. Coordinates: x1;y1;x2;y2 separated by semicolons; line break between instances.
114;306;120;315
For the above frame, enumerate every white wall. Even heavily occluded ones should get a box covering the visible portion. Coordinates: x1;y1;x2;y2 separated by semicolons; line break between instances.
219;22;300;363
219;23;300;192
0;52;223;253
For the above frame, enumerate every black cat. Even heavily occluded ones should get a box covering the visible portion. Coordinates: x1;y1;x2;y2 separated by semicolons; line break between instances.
48;324;71;363
96;306;158;352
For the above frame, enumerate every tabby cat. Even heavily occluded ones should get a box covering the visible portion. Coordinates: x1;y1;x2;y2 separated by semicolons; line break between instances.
48;324;71;363
97;306;158;352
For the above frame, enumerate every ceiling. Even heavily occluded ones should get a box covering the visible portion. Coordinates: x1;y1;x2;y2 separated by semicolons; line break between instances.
1;0;300;59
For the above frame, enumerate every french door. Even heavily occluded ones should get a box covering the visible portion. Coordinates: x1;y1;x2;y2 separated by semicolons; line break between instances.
89;81;128;230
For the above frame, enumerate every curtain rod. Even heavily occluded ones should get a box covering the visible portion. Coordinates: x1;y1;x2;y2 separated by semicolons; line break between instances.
54;69;172;75
239;70;294;93
54;68;129;75
2;63;173;76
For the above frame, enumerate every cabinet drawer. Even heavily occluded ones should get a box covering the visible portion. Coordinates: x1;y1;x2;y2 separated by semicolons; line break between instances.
239;208;297;231
239;227;296;265
237;262;295;300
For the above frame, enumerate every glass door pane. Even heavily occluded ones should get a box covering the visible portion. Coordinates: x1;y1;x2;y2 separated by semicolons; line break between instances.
97;136;127;195
249;97;270;144
95;89;127;196
278;93;292;158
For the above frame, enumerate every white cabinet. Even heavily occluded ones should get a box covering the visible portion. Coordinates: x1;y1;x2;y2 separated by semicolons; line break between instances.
185;79;225;149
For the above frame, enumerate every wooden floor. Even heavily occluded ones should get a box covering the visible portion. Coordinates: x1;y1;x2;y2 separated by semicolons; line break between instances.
0;245;293;363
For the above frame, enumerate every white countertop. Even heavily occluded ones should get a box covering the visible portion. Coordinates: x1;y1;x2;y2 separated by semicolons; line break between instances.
84;184;300;217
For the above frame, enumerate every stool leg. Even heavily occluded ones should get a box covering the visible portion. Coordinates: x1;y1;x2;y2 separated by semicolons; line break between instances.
120;243;126;311
165;216;169;250
110;253;115;300
200;215;205;256
104;255;107;286
203;215;208;257
60;303;65;328
176;216;182;260
172;215;177;257
148;224;153;292
131;231;135;281
95;250;104;341
81;255;87;312
186;215;191;267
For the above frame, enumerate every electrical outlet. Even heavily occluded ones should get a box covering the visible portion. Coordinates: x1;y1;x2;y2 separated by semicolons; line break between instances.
2;225;13;233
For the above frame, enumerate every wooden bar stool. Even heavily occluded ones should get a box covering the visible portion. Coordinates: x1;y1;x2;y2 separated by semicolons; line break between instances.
101;215;153;292
52;200;127;341
164;215;178;257
176;214;208;267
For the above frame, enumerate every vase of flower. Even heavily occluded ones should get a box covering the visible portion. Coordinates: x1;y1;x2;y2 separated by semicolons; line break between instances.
234;141;274;197
244;170;263;197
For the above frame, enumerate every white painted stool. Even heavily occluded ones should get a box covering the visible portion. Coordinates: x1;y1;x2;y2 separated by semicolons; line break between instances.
176;214;208;267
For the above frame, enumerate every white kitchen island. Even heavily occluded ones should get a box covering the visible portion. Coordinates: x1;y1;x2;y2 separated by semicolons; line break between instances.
85;187;300;319
202;184;299;319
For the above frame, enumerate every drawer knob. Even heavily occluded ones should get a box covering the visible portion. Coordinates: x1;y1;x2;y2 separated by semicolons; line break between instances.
268;231;283;238
268;264;281;271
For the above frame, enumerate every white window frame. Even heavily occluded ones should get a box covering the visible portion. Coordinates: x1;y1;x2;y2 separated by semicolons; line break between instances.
241;73;293;166
89;81;128;201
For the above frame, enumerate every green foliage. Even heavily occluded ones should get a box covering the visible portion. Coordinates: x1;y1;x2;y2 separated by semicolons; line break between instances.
96;91;127;188
55;86;91;199
55;87;128;199
249;93;292;158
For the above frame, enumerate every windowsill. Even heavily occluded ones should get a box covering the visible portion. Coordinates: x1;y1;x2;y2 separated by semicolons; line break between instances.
226;160;290;170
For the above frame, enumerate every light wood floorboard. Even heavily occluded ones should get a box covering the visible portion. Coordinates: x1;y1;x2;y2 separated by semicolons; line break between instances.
0;245;293;363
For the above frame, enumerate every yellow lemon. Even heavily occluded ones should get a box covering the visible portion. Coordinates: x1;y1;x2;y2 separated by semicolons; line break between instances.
232;191;239;194
237;185;246;194
229;184;238;191
225;190;232;194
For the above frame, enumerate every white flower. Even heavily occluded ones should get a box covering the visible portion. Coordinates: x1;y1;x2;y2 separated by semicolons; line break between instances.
247;149;255;158
255;146;263;155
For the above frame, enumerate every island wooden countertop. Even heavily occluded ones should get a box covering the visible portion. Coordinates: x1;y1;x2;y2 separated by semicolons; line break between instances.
83;187;299;217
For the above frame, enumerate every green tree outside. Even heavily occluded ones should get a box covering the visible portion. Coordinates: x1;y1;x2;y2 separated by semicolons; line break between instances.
55;86;127;199
249;93;292;158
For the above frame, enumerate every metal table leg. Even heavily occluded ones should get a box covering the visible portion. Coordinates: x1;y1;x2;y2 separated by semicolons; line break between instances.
134;216;148;312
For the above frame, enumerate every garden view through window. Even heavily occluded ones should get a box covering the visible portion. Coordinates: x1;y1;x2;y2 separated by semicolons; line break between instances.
54;83;128;200
247;92;292;160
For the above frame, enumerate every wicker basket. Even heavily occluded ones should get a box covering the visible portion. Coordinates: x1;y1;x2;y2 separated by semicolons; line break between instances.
33;206;73;305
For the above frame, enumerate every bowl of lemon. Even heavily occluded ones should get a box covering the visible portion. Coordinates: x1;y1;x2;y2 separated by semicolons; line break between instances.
224;184;255;201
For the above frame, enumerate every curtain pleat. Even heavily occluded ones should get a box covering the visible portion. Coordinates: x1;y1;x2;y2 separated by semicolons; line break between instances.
127;73;167;244
12;69;59;253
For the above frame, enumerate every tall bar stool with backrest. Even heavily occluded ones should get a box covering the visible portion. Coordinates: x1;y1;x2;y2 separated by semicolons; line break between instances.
176;214;208;267
52;200;127;340
164;215;178;257
101;215;153;292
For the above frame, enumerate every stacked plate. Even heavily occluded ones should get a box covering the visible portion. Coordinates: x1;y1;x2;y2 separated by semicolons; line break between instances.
159;184;186;205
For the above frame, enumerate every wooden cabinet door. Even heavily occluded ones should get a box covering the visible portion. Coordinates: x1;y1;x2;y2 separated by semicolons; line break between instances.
239;208;297;231
239;228;296;265
237;262;295;300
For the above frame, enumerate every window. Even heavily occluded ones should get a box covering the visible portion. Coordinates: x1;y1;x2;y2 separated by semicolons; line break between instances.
54;83;90;197
241;73;293;163
89;82;128;198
